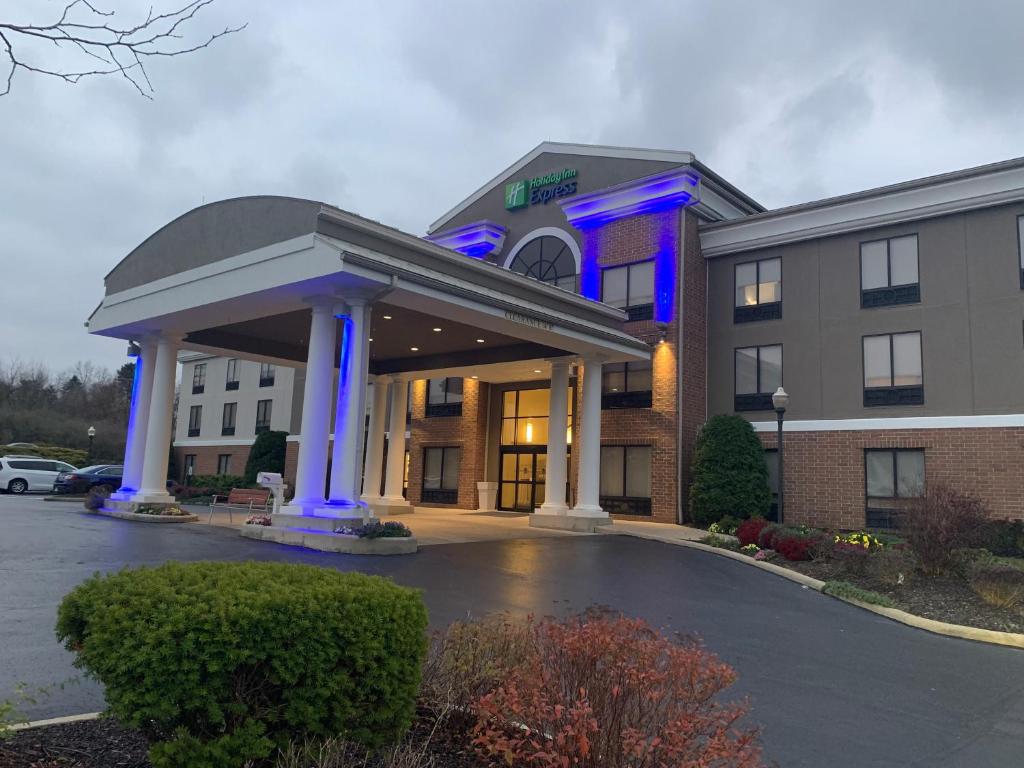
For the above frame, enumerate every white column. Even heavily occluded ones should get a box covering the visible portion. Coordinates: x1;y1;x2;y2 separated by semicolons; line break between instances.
360;378;389;503
381;377;410;504
113;339;157;499
288;301;338;509
537;359;570;515
326;298;371;512
133;334;179;503
571;356;606;517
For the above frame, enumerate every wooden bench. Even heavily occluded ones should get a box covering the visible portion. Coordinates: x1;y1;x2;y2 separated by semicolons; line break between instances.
209;487;272;524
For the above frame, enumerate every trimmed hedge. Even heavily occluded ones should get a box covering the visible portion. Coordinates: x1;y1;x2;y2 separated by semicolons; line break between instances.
689;415;771;527
56;562;428;767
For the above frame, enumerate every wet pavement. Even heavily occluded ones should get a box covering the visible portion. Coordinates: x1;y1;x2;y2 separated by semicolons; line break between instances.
2;495;1022;767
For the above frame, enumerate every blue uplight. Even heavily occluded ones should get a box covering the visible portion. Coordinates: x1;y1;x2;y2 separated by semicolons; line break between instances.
560;169;700;230
426;220;507;259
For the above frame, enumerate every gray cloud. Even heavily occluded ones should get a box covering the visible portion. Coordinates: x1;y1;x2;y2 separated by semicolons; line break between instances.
2;0;1023;373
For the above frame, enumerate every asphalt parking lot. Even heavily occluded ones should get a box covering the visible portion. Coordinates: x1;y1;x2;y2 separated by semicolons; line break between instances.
2;494;1023;767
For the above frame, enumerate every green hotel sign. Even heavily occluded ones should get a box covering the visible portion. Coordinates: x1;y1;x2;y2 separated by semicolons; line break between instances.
504;167;578;210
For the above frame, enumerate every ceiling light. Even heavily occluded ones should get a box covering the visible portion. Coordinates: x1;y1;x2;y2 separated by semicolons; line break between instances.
471;375;478;379
368;338;373;342
533;369;541;374
383;315;393;320
432;327;442;332
476;338;485;343
410;346;419;352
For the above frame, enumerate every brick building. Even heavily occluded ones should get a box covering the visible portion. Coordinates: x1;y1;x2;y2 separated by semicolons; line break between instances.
154;143;1024;529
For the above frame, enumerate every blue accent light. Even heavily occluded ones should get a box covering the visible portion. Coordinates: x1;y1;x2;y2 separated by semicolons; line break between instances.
654;211;679;324
579;229;602;301
117;356;143;492
560;169;700;230
425;220;507;258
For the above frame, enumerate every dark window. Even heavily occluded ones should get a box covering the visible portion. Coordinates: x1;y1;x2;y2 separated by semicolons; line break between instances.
734;344;782;411
225;358;239;390
734;257;781;323
599;445;652;516
1018;216;1024;289
865;448;925;528
426;377;463;417
602;260;655;321
187;405;202;437
860;235;920;308
221;402;237;436
216;454;231;475
183;454;196;481
863;332;923;406
192;363;206;394
422;447;460;504
255;399;272;433
259;363;275;388
602;360;653;409
508;235;578;292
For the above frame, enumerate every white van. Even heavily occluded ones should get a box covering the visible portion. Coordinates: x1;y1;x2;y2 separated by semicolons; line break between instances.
0;456;78;494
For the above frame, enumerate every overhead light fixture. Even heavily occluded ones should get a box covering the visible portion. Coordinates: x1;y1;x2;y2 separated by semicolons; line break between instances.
410;346;419;352
533;369;541;374
368;337;373;342
471;375;478;379
383;315;393;320
432;327;442;332
476;338;485;343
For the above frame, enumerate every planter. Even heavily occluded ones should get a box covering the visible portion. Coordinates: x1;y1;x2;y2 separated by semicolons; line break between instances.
240;524;418;555
96;508;199;523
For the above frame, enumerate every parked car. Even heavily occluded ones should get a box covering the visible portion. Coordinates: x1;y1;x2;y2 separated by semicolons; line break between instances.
0;456;78;494
53;465;124;495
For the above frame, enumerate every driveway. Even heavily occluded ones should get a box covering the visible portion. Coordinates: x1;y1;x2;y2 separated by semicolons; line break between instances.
1;495;1022;767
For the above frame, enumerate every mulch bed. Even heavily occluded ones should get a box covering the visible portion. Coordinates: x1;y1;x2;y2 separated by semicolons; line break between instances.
0;711;483;768
779;558;1024;633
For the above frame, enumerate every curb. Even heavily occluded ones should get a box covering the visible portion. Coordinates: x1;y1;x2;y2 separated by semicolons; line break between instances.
609;529;1024;650
10;712;101;732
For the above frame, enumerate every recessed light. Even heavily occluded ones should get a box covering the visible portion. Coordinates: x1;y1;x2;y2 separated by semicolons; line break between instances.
383;315;393;320
432;327;442;332
410;346;419;351
368;338;373;342
533;369;542;374
471;375;478;379
476;338;485;343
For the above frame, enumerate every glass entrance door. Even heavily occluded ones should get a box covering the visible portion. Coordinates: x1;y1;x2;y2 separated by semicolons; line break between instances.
496;385;572;512
499;449;546;512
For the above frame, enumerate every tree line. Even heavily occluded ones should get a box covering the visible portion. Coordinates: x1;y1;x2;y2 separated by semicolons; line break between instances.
0;359;135;463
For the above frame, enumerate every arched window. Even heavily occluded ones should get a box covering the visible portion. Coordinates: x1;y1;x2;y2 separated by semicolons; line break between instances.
507;235;578;291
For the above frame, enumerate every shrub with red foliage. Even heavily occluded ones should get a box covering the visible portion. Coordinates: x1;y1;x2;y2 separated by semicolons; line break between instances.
901;485;988;574
757;523;783;550
736;517;770;547
471;613;764;768
774;535;817;562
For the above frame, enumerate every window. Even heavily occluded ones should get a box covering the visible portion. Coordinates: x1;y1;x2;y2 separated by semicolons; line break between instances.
508;235;578;291
734;344;782;411
734;258;781;322
601;260;655;321
225;358;239;390
863;332;923;406
192;363;206;394
255;399;272;433
187;405;202;437
221;402;237;436
865;448;925;528
1018;216;1024;289
183;454;196;481
422;447;460;504
500;387;572;447
259;363;275;387
426;377;463;417
602;360;652;409
860;235;919;307
599;446;652;516
216;454;231;475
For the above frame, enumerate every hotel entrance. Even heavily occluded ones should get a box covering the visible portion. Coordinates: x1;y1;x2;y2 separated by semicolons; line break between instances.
497;385;573;512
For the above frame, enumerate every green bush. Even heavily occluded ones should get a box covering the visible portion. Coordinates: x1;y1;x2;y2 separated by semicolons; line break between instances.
56;562;428;767
244;430;288;485
688;415;771;527
190;474;247;495
822;581;896;608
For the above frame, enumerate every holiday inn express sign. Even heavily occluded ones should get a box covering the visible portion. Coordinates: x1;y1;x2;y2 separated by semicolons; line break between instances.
504;167;578;210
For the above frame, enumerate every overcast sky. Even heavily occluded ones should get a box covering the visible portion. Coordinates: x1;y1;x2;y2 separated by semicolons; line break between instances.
3;0;1023;374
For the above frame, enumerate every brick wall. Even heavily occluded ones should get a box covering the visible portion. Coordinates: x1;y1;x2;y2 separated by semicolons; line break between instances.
173;444;252;483
759;426;1024;528
407;378;489;508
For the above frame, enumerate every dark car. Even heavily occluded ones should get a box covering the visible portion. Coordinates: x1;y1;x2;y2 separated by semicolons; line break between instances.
53;465;124;495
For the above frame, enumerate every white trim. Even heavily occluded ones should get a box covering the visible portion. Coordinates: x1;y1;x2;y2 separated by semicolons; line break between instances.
428;142;696;234
751;413;1024;433
701;161;1024;257
501;226;582;274
173;438;259;447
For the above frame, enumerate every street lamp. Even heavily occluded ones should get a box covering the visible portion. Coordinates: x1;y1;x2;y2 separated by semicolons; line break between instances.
87;425;96;461
771;388;789;524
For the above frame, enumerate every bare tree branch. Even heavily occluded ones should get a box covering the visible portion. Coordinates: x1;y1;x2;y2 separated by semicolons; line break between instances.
0;0;245;97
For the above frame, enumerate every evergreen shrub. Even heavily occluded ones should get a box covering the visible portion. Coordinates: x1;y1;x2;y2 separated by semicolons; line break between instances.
244;430;288;485
689;415;771;527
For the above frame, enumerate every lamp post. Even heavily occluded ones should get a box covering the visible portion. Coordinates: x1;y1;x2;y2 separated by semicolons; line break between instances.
87;425;96;462
771;388;789;524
